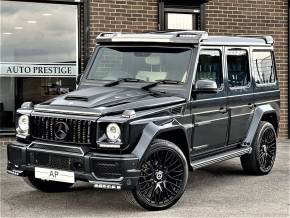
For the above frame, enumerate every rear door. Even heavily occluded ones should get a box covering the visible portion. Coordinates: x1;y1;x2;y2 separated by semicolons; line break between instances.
191;47;229;154
225;47;254;145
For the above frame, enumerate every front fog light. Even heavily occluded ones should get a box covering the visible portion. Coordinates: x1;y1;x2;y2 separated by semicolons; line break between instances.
17;115;29;134
106;123;121;142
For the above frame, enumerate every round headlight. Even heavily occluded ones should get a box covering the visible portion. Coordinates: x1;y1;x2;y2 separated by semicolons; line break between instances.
18;115;29;132
106;123;121;142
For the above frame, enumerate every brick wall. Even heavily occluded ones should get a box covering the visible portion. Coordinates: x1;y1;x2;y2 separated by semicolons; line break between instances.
89;0;158;53
205;0;288;138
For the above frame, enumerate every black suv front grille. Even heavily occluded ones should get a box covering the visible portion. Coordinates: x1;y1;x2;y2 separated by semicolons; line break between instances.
28;151;84;172
91;159;122;179
31;116;92;144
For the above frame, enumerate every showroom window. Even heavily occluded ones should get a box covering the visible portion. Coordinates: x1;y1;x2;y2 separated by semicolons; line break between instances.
159;0;206;31
0;1;79;134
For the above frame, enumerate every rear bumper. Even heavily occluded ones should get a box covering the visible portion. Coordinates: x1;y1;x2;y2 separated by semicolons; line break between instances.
7;141;140;190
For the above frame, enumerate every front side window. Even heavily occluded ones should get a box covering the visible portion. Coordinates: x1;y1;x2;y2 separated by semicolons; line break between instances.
252;50;276;84
87;47;192;84
195;49;223;87
227;49;250;87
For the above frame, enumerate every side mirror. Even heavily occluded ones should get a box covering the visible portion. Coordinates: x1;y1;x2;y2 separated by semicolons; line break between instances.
194;80;218;93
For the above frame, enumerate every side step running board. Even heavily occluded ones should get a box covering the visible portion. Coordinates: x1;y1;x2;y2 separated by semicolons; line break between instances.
191;147;252;170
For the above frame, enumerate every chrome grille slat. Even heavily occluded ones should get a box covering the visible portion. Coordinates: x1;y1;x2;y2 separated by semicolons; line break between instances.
73;119;77;142
31;116;92;145
77;120;81;143
45;117;49;139
87;121;91;143
83;121;86;143
41;117;45;139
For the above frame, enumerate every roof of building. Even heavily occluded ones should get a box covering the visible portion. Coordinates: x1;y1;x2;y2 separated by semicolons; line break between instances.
96;31;273;46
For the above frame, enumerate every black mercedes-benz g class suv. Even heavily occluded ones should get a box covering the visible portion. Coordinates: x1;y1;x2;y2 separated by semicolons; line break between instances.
7;31;280;210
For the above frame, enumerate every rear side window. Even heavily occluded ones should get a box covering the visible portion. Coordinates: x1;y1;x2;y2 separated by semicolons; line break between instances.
226;49;250;87
196;49;223;87
252;50;276;84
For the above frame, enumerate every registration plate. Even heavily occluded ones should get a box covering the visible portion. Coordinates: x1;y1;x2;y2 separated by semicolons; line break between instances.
35;167;75;183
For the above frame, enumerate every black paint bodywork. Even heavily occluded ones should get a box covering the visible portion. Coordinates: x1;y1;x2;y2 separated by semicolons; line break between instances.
7;37;280;190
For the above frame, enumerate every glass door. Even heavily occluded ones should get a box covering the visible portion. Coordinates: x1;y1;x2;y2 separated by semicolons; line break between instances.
0;1;79;134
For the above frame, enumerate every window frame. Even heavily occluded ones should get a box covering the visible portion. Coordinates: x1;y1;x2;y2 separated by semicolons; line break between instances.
195;48;224;91
164;10;200;31
158;1;205;31
225;47;252;90
251;48;277;87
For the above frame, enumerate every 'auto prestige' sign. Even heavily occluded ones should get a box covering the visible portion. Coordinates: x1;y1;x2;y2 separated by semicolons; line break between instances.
0;62;77;77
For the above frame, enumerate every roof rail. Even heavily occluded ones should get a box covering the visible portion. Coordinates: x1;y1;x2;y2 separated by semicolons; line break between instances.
174;31;208;42
236;35;274;44
97;32;121;38
96;31;208;44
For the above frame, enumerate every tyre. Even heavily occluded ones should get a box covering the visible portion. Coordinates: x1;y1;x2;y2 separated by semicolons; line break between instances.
130;139;188;211
23;175;73;192
241;121;277;175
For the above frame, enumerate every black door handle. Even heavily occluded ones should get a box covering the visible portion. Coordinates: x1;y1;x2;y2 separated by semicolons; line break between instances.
219;107;227;113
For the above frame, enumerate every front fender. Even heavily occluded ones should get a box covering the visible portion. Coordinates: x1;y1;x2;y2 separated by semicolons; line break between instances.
243;104;278;146
132;120;185;160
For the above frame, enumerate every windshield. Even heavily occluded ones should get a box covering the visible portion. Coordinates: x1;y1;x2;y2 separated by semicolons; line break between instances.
87;47;192;84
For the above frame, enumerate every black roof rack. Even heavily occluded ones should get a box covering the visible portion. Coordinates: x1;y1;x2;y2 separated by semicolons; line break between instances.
95;31;273;46
236;35;274;44
96;31;208;44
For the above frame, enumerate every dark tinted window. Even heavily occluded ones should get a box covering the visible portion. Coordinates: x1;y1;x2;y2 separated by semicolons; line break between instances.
196;49;223;87
227;49;250;87
252;51;276;84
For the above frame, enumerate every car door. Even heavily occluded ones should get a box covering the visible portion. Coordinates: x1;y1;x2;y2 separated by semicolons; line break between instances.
225;47;254;145
191;47;229;155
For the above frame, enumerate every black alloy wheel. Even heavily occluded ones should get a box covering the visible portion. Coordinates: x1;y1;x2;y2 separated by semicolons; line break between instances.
258;126;276;172
132;139;188;210
241;121;277;175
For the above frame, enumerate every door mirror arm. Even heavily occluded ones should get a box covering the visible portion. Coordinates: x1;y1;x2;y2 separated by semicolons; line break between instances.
76;73;84;86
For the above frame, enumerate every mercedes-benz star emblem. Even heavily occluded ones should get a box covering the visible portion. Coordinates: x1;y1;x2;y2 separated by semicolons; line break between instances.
54;122;69;140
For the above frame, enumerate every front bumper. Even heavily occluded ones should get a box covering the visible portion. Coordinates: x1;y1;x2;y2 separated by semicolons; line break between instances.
7;141;140;190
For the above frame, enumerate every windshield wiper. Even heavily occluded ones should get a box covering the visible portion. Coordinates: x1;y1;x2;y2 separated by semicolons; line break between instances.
142;79;183;90
104;77;145;87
